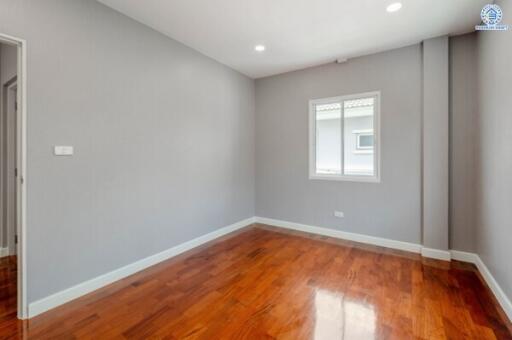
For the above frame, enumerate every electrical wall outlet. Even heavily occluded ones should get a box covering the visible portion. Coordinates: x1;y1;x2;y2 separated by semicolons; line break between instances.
334;211;344;218
54;146;74;156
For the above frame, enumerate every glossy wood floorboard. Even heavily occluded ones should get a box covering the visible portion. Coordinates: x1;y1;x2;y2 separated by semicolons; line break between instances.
0;255;17;335
1;225;511;339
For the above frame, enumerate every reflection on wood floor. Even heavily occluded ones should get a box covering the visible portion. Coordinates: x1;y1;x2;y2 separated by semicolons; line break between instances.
0;255;17;337
0;225;511;339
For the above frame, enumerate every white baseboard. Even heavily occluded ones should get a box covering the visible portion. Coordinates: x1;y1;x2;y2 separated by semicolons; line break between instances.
256;217;511;322
255;217;423;254
26;216;511;324
475;256;512;321
28;217;256;318
421;247;451;261
450;250;479;263
451;250;512;322
0;248;9;258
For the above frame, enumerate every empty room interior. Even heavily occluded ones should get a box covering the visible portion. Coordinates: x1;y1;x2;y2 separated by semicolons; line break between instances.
0;0;511;338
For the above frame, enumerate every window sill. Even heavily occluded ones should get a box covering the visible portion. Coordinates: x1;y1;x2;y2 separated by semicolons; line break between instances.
309;174;381;183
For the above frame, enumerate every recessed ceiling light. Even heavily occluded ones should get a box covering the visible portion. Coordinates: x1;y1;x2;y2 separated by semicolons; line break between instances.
254;44;266;52
386;2;402;12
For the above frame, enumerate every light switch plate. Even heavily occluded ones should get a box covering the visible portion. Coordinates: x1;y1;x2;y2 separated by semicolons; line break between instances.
334;211;345;218
54;146;74;156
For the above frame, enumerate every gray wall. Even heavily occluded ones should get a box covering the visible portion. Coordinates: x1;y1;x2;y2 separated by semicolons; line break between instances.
422;36;449;251
449;33;478;252
0;0;507;308
475;0;512;300
0;0;255;303
256;45;422;243
0;43;18;249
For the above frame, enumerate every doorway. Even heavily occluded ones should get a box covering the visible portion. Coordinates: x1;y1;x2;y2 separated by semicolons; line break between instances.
0;34;26;320
3;77;17;256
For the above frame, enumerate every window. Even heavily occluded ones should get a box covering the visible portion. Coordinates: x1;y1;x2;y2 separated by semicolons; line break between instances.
354;130;374;152
309;92;380;182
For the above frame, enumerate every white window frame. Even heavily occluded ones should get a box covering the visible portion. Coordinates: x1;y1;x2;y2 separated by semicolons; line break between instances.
309;91;381;183
354;129;374;153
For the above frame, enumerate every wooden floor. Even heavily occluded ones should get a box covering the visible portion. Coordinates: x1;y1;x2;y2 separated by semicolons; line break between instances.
0;255;17;338
0;225;510;339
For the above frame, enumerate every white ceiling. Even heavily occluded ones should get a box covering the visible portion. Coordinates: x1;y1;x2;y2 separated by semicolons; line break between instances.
97;0;486;78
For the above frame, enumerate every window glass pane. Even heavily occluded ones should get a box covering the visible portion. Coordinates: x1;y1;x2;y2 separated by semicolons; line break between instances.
315;103;341;175
343;97;375;176
358;135;374;149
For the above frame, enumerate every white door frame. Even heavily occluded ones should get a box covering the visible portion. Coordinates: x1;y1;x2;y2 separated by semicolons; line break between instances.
4;79;18;257
0;32;27;320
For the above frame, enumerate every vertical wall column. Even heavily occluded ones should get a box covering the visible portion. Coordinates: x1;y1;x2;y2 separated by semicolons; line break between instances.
422;36;450;260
